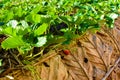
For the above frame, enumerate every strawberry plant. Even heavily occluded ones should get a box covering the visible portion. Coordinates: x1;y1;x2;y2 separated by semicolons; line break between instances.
0;0;119;58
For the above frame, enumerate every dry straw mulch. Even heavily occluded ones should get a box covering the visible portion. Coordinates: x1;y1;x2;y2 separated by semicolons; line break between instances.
1;18;120;80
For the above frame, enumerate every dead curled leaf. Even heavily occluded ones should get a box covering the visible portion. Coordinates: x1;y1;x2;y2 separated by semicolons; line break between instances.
34;18;120;80
40;17;120;80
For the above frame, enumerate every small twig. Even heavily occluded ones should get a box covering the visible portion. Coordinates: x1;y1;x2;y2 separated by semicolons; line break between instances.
28;49;44;60
34;51;58;66
9;50;24;66
102;57;120;80
8;58;11;68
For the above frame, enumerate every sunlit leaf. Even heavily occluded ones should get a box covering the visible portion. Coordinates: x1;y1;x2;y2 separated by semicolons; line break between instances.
3;27;16;36
108;13;118;19
32;14;41;23
7;20;18;28
0;59;2;66
35;36;47;47
20;20;29;28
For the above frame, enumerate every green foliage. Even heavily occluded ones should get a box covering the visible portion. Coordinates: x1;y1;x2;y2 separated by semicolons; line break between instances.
1;36;24;49
0;0;119;57
34;23;48;36
0;59;2;66
35;36;47;47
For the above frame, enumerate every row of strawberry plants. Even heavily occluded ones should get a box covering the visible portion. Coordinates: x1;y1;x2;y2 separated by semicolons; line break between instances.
0;0;120;56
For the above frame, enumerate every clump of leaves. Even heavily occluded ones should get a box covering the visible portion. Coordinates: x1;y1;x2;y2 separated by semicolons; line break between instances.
0;0;119;57
0;20;48;54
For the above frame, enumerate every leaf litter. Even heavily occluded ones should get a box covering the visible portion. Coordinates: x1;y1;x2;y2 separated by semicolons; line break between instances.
1;18;120;80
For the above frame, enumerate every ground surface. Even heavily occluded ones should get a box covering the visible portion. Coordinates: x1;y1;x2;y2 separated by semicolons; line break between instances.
0;18;120;80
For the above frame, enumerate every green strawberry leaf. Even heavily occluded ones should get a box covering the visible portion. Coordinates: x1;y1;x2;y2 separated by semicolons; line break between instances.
34;23;48;36
1;36;25;49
